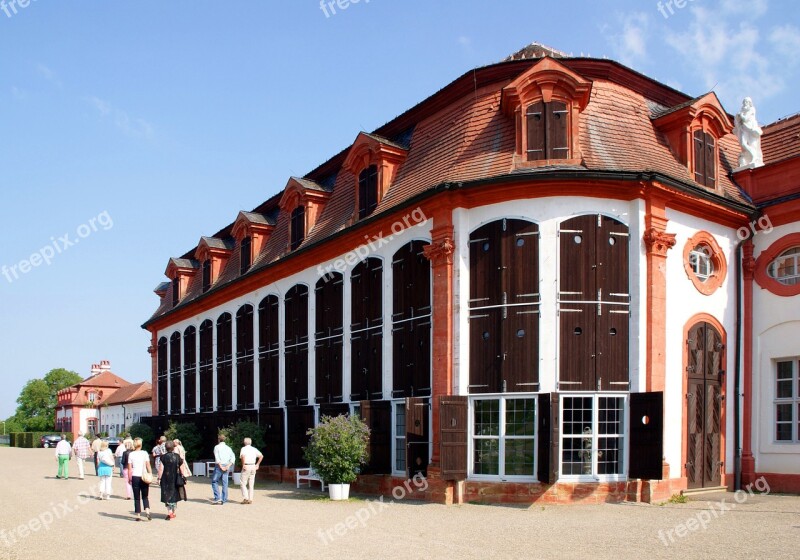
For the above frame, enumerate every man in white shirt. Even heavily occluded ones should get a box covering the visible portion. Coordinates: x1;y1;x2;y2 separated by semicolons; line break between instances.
239;437;263;504
55;437;72;479
211;435;235;505
72;433;91;480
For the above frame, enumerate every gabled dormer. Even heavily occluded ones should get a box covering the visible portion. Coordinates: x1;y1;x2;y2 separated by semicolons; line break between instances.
279;177;332;251
231;211;276;274
342;132;409;220
501;57;592;167
154;281;171;300
164;258;199;307
653;92;733;191
195;236;234;292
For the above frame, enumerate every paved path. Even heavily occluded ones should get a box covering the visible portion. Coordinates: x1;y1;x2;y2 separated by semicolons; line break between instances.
0;447;797;559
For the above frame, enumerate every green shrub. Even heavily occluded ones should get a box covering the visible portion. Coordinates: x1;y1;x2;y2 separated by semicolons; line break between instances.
219;421;266;467
128;423;155;445
304;415;370;484
164;421;203;464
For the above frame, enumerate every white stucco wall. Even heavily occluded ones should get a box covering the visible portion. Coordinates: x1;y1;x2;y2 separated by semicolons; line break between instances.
750;221;800;474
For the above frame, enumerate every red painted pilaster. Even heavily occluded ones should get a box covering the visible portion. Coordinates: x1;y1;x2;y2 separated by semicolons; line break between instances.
422;212;455;468
148;331;158;416
741;242;756;484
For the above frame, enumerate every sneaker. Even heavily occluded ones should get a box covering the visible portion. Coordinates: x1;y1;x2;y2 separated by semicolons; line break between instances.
146;512;152;521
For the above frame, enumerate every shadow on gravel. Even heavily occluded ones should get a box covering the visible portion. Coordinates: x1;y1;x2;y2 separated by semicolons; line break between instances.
98;512;139;521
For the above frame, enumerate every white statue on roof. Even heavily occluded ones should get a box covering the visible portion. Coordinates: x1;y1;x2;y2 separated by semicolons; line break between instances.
733;97;764;169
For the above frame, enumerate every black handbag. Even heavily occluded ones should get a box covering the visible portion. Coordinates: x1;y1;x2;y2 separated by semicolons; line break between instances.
175;457;186;487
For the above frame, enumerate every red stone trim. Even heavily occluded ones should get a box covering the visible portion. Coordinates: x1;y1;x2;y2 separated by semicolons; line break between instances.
682;231;727;295
754;232;800;297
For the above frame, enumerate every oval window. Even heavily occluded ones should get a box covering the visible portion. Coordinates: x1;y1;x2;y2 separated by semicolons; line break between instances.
768;246;800;286
574;235;582;244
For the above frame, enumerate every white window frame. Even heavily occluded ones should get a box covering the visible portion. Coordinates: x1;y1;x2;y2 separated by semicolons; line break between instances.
558;393;628;482
468;394;538;482
774;359;800;443
768;248;800;286
689;245;714;281
392;400;406;476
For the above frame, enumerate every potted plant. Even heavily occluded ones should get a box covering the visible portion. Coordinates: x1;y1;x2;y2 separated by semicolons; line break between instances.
304;414;370;500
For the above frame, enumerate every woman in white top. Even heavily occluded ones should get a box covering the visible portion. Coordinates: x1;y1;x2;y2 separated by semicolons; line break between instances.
127;437;153;521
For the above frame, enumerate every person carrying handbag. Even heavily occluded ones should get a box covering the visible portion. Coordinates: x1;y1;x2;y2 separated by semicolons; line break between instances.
157;441;187;520
127;437;153;521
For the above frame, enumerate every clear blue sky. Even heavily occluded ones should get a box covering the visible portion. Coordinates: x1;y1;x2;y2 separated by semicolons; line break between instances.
1;0;798;420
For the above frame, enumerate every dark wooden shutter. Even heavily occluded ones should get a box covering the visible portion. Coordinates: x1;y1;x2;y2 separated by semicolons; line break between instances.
358;165;379;219
628;392;664;480
547;101;569;159
183;327;196;413
236;305;255;409
217;313;233;411
261;408;285;465
285;285;309;406
704;133;716;189
319;403;349;418
439;396;468;481
290;206;305;250
199;320;214;412
693;130;706;185
358;168;369;219
286;406;314;468
258;295;280;409
526;101;545;161
240;236;252;274
360;400;392;474
350;259;383;400
171;277;179;307
315;274;344;403
406;397;429;478
537;393;552;484
169;332;181;412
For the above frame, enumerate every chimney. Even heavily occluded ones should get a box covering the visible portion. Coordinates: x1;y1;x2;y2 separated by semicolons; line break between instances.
90;363;101;376
100;360;111;370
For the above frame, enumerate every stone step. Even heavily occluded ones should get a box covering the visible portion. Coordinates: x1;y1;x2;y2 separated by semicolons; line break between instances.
682;486;728;496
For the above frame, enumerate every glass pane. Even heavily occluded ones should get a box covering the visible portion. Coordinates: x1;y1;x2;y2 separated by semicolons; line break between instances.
395;403;406;435
395;403;406;472
505;399;535;437
504;439;534;476
395;437;406;472
561;437;592;476
474;400;500;436
776;422;792;441
598;397;624;435
597;437;623;475
474;439;499;475
562;397;592;435
777;403;793;422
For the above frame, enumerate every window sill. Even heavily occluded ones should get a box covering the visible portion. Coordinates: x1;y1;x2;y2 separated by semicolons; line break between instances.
513;157;582;169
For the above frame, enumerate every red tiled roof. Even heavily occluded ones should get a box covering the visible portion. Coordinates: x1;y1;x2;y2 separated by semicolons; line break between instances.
104;382;152;405
762;113;800;166
145;57;758;326
78;370;131;388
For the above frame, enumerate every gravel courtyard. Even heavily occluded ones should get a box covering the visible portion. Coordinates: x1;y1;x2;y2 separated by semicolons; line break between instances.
0;447;797;559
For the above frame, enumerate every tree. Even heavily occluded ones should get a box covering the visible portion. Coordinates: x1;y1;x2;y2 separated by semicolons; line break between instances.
219;421;266;467
164;422;203;463
13;368;81;431
128;422;155;445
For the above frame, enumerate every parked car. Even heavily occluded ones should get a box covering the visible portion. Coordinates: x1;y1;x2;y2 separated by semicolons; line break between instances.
101;437;122;452
40;434;63;448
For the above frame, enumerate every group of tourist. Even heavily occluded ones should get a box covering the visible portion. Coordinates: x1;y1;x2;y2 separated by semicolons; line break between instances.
53;432;265;520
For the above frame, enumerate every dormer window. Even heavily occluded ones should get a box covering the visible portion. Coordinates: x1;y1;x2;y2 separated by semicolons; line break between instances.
501;57;592;168
526;101;569;161
240;236;252;274
693;131;716;188
88;391;96;403
358;165;379;218
202;259;211;292
171;277;179;307
290;206;305;250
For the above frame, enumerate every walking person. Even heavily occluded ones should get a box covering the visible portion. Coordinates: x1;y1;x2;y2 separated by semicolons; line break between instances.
211;434;235;505
114;436;128;477
97;441;115;499
91;435;102;475
151;436;167;482
157;441;187;520
173;439;192;479
72;433;91;480
127;437;153;521
120;439;134;500
239;437;263;504
55;436;72;479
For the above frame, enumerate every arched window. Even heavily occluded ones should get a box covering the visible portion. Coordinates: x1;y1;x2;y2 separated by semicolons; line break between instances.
183;326;197;413
217;312;233;411
351;258;383;400
199;320;214;412
315;273;344;403
169;331;181;414
285;285;309;405
156;337;168;415
258;295;280;408
236;304;255;409
392;241;431;397
290;207;305;251
768;247;800;286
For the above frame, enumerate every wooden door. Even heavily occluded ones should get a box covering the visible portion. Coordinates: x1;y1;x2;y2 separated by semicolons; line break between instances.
405;397;429;478
686;322;723;489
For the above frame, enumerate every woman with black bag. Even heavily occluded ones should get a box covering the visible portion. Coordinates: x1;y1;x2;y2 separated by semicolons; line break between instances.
157;440;187;520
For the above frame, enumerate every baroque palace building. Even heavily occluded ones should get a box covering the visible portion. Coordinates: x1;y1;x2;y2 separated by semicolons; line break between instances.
142;43;800;503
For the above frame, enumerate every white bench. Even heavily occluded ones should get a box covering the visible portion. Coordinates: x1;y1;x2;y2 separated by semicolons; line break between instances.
295;468;325;491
